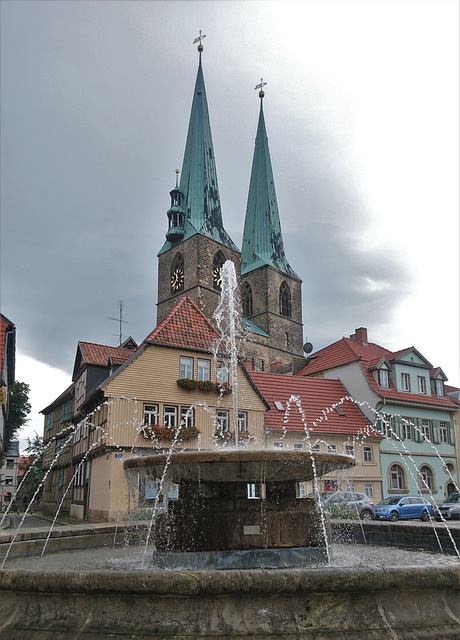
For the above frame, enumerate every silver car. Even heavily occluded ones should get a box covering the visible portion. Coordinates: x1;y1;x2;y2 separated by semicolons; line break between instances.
321;491;375;520
434;492;460;521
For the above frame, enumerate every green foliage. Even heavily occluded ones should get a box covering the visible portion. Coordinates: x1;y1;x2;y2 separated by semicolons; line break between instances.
17;432;45;508
2;381;31;461
326;503;359;520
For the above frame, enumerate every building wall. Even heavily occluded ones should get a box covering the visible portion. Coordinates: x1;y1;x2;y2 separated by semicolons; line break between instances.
157;235;241;326
265;432;383;502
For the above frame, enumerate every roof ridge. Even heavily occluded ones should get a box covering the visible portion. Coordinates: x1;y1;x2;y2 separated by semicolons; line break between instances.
146;296;220;344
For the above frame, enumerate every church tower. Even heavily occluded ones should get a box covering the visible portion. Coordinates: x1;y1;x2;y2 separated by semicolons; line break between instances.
157;38;241;325
240;85;304;373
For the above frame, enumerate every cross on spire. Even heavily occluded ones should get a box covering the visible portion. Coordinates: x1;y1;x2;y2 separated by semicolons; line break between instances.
193;30;206;51
254;78;267;98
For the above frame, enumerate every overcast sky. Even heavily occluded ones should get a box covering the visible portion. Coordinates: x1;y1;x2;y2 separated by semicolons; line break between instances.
1;1;458;448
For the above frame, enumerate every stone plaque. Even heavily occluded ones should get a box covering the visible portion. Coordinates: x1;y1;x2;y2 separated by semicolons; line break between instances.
243;525;260;535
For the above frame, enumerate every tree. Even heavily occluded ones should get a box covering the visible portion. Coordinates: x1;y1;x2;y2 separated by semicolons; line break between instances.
1;381;31;462
17;432;45;509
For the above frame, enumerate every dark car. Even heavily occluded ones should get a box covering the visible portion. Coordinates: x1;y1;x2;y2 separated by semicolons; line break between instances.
374;496;434;522
321;491;375;520
434;492;460;521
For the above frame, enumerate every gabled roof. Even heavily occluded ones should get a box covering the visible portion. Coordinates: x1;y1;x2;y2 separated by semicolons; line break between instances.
298;336;390;376
249;372;377;437
361;366;456;409
145;296;221;353
72;341;136;380
241;95;298;279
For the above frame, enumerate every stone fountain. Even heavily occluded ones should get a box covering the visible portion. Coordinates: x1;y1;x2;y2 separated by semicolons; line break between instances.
124;449;354;569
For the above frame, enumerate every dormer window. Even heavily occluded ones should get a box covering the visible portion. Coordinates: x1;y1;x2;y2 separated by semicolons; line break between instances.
435;379;444;396
378;369;389;388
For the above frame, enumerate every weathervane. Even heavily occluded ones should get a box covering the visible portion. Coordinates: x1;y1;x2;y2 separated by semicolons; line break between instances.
193;30;206;52
255;78;267;98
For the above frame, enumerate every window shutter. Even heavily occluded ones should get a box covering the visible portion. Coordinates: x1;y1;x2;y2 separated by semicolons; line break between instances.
392;415;401;440
414;417;423;442
431;420;440;444
449;422;456;445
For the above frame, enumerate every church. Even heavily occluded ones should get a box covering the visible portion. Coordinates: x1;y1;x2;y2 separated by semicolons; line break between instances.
157;39;306;375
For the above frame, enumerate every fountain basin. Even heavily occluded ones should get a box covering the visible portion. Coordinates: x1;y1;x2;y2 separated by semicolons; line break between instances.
123;449;354;482
0;563;459;639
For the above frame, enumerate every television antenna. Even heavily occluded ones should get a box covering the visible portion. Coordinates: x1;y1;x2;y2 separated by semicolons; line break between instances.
109;301;128;346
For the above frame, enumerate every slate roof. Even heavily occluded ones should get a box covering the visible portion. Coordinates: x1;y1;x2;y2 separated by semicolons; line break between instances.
249;372;377;437
144;296;221;353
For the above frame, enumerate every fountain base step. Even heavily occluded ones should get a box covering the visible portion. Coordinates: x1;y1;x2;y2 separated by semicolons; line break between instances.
151;546;328;569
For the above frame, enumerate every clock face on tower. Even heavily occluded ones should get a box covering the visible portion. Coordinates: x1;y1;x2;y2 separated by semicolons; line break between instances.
171;267;184;292
213;266;222;290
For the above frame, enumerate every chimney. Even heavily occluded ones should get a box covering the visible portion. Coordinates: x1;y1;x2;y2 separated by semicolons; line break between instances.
350;327;368;345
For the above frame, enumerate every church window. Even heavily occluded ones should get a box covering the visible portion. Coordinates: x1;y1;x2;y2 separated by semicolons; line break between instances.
279;282;291;318
170;254;184;294
212;251;225;291
242;282;253;317
284;332;289;348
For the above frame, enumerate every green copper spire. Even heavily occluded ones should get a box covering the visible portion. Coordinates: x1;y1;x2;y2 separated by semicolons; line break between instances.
241;88;298;277
159;41;238;255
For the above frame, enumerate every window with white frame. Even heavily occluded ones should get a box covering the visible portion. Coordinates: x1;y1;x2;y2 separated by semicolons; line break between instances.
180;356;193;379
73;424;81;443
197;358;211;381
327;443;337;454
247;483;265;499
144;404;159;426
5;477;13;486
401;373;411;392
163;406;177;427
417;376;427;394
181;406;194;427
389;464;405;490
6;459;14;469
217;361;229;384
439;421;449;444
378;369;389;388
293;442;304;451
346;482;356;492
296;482;307;498
216;410;229;431
376;418;392;438
421;419;431;441
364;483;374;498
237;411;248;432
435;379;444;397
345;444;355;456
420;465;434;491
309;442;321;453
363;445;373;462
273;441;284;449
401;418;412;441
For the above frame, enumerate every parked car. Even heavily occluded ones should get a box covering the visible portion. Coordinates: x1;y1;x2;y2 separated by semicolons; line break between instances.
320;491;375;520
374;496;434;522
434;492;460;521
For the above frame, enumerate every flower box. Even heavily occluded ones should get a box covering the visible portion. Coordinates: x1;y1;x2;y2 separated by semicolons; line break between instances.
141;424;200;442
176;379;232;395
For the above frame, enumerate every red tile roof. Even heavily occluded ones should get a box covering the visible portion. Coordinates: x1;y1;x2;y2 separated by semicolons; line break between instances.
298;336;456;410
298;337;391;376
362;366;457;409
79;342;135;367
249;372;379;437
144;296;221;353
0;314;15;384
